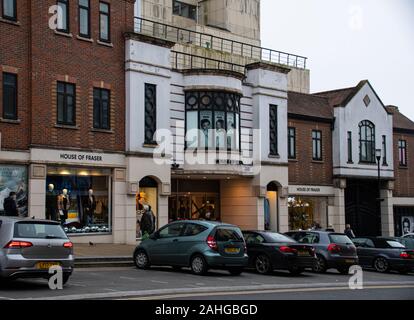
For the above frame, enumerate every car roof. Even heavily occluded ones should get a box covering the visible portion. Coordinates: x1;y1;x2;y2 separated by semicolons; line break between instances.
0;216;60;224
287;230;342;234
169;220;238;228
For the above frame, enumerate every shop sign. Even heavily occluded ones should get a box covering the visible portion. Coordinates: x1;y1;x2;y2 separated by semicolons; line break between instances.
289;185;334;196
59;153;103;162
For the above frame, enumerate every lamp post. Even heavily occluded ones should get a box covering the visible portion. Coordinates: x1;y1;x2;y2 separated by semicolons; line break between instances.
376;149;384;203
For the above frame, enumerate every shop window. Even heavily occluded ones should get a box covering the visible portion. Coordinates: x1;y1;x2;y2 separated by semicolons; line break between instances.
185;91;241;151
136;177;158;239
312;130;322;161
78;0;90;38
2;72;18;120
173;0;196;21
99;2;110;42
2;0;16;21
398;140;407;167
288;196;328;231
144;83;157;145
45;167;111;234
0;165;28;217
57;0;69;33
288;127;296;159
93;88;110;129
57;81;76;126
359;120;376;163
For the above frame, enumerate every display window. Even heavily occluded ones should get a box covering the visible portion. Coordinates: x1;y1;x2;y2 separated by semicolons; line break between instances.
0;165;28;217
288;196;328;231
45;167;111;234
136;177;158;239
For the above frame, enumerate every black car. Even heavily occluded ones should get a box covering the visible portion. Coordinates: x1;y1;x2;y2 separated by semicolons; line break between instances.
352;237;414;274
285;231;358;274
242;231;316;275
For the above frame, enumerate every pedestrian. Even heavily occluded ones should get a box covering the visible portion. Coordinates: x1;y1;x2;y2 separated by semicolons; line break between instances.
326;224;335;232
3;192;19;217
140;205;156;237
344;224;356;238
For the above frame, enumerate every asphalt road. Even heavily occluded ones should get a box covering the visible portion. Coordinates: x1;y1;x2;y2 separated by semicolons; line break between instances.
0;267;413;300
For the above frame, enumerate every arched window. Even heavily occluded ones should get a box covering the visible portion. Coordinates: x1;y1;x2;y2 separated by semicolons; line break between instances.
359;120;376;163
185;91;241;151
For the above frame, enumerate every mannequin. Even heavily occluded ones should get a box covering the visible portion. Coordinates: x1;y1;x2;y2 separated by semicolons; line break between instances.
83;189;96;226
46;184;58;221
58;188;70;226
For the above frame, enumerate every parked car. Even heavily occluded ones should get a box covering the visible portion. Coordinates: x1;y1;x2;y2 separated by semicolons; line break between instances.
402;233;414;240
133;221;248;276
285;231;358;274
352;237;414;274
242;231;316;275
396;237;414;250
0;217;74;284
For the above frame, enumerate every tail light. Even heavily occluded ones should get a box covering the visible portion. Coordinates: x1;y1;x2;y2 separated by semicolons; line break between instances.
63;242;73;249
206;235;218;251
400;251;413;259
279;246;297;254
4;240;33;249
328;243;341;253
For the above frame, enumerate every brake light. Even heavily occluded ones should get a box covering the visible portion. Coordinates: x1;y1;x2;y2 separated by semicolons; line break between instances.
206;235;218;251
400;251;413;259
328;243;341;253
63;242;73;249
4;240;33;249
279;246;297;254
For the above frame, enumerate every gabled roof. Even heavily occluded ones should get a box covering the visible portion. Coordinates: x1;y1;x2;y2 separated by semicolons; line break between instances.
288;91;333;120
386;106;414;132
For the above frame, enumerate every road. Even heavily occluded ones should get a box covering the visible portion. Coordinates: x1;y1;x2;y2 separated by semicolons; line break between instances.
0;267;413;300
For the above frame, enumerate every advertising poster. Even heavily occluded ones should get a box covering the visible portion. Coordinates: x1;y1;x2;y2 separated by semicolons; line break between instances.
402;216;414;235
215;111;226;149
0;165;28;217
200;111;212;148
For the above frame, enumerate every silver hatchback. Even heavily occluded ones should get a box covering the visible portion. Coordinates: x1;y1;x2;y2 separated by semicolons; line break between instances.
0;217;74;284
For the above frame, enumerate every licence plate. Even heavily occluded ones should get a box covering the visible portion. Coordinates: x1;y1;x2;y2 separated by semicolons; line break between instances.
345;259;355;264
225;247;240;254
36;262;61;270
297;250;310;257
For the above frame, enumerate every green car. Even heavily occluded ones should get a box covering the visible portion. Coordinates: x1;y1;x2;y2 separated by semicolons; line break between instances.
133;221;248;276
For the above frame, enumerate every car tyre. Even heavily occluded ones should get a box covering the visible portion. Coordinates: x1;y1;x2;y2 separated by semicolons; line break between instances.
62;274;71;285
373;257;389;273
255;255;272;274
228;267;244;276
337;267;350;275
289;267;304;276
313;255;327;273
190;255;208;276
134;250;150;270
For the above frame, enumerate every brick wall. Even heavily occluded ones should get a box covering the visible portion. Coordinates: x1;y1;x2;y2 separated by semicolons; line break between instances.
393;131;414;197
288;118;333;186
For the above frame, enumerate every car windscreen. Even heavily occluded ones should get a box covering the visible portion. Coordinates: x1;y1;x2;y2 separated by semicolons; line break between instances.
329;234;353;244
386;240;405;248
14;222;67;239
265;233;295;243
215;228;243;242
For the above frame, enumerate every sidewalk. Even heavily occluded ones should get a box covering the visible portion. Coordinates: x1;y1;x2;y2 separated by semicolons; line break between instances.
74;243;136;258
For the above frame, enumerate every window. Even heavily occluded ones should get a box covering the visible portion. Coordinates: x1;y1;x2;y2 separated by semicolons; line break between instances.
269;105;278;156
2;72;17;120
78;0;90;38
382;135;387;165
185;91;241;151
57;0;69;33
99;2;110;42
159;223;185;238
14;222;67;239
399;140;407;167
57;82;75;125
2;0;16;20
144;83;157;145
297;232;320;244
173;0;196;20
93;88;110;130
244;233;265;245
288;127;296;159
359;120;376;163
215;228;243;242
312;130;322;161
347;131;353;163
182;223;207;237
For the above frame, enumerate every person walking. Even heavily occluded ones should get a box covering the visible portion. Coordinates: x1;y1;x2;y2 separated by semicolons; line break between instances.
3;192;19;217
140;205;156;237
344;224;356;239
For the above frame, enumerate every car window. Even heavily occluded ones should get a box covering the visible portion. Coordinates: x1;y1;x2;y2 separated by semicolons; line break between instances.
182;224;207;237
14;222;67;239
245;233;265;244
329;234;353;245
159;223;184;238
365;239;375;248
297;233;319;244
265;233;295;243
215;228;243;242
386;240;405;248
352;238;367;247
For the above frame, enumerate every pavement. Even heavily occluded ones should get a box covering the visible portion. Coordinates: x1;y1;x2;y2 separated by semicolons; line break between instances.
74;244;136;258
0;266;413;300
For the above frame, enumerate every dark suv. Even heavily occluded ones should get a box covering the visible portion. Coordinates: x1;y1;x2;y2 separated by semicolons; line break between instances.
285;230;358;274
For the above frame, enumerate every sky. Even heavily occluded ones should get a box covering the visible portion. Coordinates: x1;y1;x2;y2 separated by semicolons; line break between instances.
261;0;414;121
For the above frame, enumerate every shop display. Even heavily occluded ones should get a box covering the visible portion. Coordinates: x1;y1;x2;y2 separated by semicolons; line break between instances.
0;165;28;217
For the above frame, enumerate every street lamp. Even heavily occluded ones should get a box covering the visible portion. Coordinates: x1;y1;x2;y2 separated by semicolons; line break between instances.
376;149;384;203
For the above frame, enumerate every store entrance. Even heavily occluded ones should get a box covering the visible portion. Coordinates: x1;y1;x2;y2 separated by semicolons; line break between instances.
169;179;220;222
345;179;381;236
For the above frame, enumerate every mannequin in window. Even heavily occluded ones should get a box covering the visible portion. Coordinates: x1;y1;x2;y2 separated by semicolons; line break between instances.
46;184;58;221
58;189;70;226
215;120;226;149
83;189;96;226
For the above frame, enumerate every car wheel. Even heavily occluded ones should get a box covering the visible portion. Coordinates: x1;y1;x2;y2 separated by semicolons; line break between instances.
255;255;272;274
62;274;70;285
313;255;327;273
191;255;208;276
289;267;304;276
337;267;350;275
134;250;150;269
228;267;244;276
373;257;389;273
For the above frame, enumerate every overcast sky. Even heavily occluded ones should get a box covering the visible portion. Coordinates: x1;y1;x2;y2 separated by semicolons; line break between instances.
261;0;414;121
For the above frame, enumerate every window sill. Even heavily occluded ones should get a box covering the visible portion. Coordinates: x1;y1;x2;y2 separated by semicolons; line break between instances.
76;35;94;43
347;161;354;164
288;158;298;162
358;162;377;166
0;17;20;26
54;30;73;38
312;160;324;164
143;143;159;148
399;166;409;170
0;118;20;124
97;40;113;47
92;128;114;134
55;124;79;130
268;154;280;159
